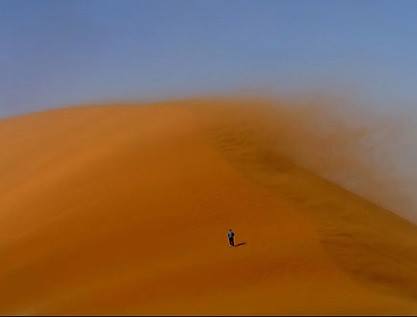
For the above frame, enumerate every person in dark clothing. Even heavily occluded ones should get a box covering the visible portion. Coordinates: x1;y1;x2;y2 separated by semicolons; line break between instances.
227;229;235;247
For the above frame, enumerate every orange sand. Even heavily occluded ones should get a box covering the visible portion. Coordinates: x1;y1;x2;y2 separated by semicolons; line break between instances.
0;99;416;315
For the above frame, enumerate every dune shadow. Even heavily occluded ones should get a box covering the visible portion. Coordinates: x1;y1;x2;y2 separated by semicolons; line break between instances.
235;242;247;247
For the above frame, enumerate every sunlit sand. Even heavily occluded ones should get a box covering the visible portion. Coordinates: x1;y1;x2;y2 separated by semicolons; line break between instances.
0;98;416;315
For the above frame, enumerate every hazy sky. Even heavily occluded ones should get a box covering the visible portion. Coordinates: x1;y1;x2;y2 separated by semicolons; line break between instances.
1;0;417;117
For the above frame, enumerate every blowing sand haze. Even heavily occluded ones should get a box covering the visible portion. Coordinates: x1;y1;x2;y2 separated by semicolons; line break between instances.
0;99;416;315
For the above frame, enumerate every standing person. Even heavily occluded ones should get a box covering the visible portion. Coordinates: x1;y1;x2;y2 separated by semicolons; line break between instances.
227;229;235;247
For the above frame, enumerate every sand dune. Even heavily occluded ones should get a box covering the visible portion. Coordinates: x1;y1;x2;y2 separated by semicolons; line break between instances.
0;99;417;315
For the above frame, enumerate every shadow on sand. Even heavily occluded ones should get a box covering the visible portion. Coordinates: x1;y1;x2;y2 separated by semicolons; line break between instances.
235;242;247;247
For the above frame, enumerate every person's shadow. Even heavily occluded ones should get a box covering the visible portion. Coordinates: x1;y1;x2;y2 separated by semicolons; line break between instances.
235;242;247;247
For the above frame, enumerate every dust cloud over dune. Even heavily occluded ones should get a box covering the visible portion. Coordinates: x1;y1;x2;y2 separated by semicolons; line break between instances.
201;96;417;222
0;97;417;315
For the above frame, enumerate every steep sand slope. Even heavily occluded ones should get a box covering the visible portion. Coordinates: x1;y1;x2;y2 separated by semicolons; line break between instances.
0;100;417;315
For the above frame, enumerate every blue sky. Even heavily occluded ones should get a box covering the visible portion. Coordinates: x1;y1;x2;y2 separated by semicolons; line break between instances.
1;0;417;117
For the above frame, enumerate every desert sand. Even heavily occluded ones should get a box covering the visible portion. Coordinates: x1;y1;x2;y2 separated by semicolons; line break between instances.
0;98;417;315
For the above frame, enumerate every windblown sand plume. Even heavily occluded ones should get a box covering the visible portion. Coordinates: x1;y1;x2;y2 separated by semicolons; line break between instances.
0;98;417;315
